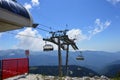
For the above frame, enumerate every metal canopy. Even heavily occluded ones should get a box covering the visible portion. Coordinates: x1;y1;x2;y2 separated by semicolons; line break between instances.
0;0;36;32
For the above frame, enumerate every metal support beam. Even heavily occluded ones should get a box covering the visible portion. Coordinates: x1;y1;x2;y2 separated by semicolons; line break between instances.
66;45;69;76
58;37;62;80
43;30;79;79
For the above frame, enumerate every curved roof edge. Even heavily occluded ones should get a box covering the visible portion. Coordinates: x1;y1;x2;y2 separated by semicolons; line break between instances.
0;0;31;19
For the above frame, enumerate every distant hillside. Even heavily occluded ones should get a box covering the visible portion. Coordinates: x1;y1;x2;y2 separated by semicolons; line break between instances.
0;49;120;77
101;60;120;77
29;65;99;77
102;64;120;77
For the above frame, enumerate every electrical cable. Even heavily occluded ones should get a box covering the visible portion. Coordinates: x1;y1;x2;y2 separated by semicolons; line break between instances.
36;27;50;32
38;23;57;31
39;23;51;29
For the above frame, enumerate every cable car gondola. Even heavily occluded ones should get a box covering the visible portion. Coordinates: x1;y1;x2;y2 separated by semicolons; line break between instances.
0;0;34;32
43;44;54;51
76;55;84;60
76;51;84;60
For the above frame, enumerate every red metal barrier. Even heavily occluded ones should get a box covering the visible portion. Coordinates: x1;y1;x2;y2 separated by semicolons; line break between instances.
1;58;28;79
17;58;29;75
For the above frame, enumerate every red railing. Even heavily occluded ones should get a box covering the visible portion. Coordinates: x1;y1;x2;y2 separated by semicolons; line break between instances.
1;58;29;79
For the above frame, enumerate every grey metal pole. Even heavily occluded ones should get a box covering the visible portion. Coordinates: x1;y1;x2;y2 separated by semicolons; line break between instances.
58;37;62;80
66;45;69;76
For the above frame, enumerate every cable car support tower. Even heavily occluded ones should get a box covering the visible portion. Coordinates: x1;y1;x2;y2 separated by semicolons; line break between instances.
43;29;79;79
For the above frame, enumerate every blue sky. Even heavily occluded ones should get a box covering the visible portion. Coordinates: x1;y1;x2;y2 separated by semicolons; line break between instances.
0;0;120;52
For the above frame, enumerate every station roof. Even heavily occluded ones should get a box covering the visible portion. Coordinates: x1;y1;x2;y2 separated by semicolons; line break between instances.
0;0;30;19
0;0;34;32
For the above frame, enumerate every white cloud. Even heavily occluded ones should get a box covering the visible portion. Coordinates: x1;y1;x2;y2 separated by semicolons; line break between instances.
67;29;87;42
14;28;58;51
14;28;87;51
24;3;32;10
14;19;111;51
107;0;120;5
0;33;3;37
66;19;111;42
31;0;40;6
15;28;44;51
24;0;40;10
88;19;111;39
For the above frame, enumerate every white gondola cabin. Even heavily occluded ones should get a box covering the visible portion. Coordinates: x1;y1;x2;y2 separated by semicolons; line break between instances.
43;44;54;51
0;0;34;32
76;55;84;60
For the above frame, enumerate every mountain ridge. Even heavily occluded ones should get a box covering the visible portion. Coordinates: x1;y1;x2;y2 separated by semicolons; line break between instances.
0;49;120;77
